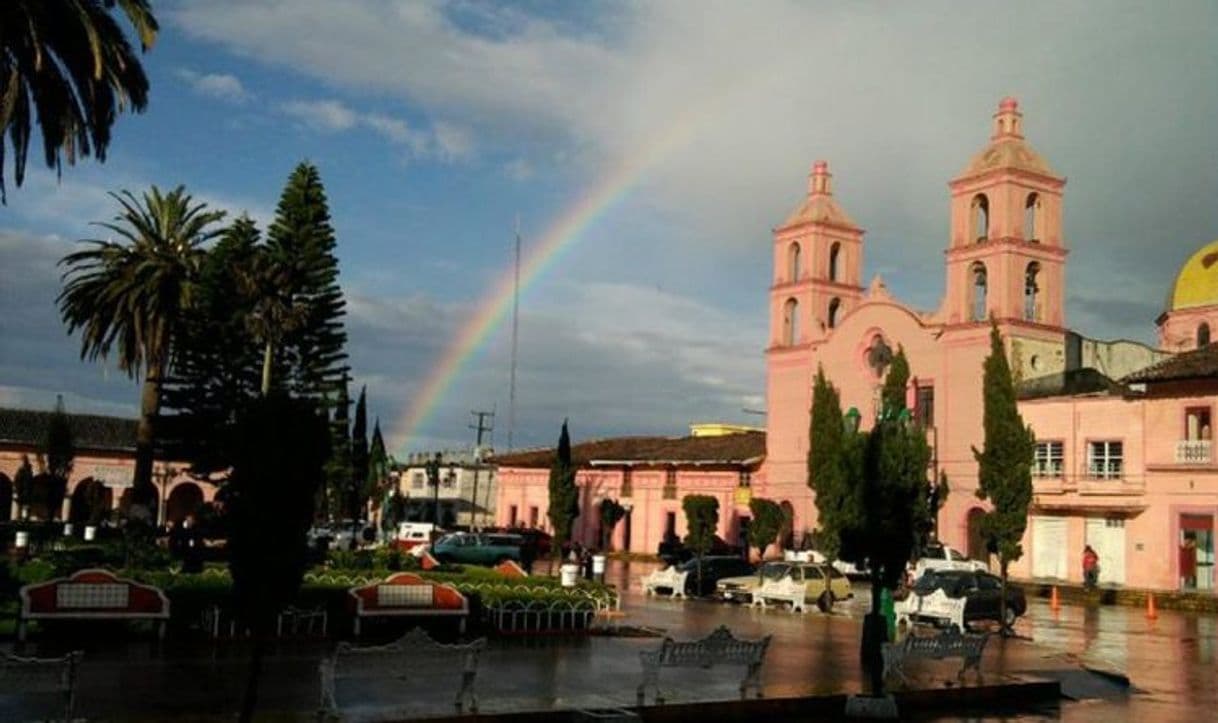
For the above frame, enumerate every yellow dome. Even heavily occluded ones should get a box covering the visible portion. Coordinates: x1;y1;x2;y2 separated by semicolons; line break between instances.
1169;240;1218;311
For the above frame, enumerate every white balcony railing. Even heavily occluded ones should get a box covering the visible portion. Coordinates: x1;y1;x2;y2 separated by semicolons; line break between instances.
1176;440;1213;465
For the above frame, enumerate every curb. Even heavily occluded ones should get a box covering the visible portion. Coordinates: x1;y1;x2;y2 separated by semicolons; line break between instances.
1012;580;1218;613
405;678;1062;723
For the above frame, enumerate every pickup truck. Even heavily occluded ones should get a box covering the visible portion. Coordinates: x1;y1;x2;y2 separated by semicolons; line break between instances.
912;543;988;575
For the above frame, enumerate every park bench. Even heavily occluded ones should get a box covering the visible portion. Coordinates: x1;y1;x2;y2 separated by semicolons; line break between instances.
348;572;469;635
637;625;771;705
641;566;689;598
750;576;807;613
18;569;169;642
894;589;966;631
0;650;82;722
318;627;486;715
881;628;988;685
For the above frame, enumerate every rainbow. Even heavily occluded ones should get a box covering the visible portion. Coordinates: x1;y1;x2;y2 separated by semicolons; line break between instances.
390;77;750;453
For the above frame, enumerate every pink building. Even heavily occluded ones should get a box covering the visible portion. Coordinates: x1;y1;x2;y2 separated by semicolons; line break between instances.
0;407;216;527
494;99;1217;591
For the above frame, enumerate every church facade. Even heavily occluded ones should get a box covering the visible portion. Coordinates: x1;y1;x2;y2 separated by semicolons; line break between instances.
494;98;1218;592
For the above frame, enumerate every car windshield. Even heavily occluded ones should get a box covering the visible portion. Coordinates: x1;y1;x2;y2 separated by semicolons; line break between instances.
759;562;792;580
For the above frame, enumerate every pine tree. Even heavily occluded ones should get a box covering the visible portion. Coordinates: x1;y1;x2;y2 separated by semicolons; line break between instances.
881;345;910;416
266;162;349;404
972;321;1035;634
350;386;369;520
547;420;580;561
160;217;262;472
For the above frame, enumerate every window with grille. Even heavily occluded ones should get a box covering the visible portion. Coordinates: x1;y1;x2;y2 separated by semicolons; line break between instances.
1087;441;1123;479
662;469;678;500
412;473;425;489
1033;441;1064;478
915;385;935;428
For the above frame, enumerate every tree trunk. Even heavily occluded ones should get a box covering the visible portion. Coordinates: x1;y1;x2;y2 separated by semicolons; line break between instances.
132;363;163;514
261;341;273;396
860;571;887;696
239;630;267;723
999;558;1011;637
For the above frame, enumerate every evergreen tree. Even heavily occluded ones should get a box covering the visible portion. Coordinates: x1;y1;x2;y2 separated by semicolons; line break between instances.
266;162;349;404
350;386;369;520
43;395;75;487
160;217;262;472
366;419;389;504
14;454;34;519
682;494;720;591
322;382;352;522
809;365;852;561
226;392;329;722
547;420;580;561
972;322;1035;634
881;345;910;415
747;497;783;560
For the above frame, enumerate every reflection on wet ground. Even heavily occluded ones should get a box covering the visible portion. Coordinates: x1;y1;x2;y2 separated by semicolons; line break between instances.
0;559;1213;721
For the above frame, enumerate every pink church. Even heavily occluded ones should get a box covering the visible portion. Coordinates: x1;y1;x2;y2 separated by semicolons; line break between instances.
495;99;1217;593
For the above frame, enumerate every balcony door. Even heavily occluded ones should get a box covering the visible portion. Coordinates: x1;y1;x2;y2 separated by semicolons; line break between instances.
1032;516;1068;580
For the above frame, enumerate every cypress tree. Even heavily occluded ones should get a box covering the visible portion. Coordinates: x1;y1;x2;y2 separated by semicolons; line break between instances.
266;162;349;404
880;345;910;416
350;386;369;520
323;382;352;523
972;321;1035;634
809;365;851;560
547;420;580;562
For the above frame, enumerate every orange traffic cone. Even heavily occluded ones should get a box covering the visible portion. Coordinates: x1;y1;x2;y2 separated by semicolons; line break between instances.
1146;592;1158;620
1050;586;1061;612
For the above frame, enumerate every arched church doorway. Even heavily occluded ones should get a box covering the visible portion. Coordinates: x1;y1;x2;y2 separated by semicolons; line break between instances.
166;483;205;526
966;507;988;562
70;479;113;526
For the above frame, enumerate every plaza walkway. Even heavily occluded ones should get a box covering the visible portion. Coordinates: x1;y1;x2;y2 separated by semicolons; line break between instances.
4;560;1211;721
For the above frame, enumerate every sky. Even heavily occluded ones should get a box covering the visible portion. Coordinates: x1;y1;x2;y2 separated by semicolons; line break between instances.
1;1;1216;457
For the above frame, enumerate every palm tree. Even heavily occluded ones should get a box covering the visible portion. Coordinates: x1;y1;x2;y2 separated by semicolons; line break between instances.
58;185;225;508
1;1;158;202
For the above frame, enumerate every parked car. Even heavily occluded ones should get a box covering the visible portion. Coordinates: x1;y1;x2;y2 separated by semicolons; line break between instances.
716;560;852;611
431;532;524;565
902;569;1026;630
675;556;756;597
395;522;441;550
657;535;742;565
482;526;553;557
912;542;988;575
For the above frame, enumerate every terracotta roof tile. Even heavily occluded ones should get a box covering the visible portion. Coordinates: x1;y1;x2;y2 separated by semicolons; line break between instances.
0;407;138;452
488;431;766;469
1122;344;1218;384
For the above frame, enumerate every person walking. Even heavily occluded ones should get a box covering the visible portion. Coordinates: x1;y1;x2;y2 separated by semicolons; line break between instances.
1083;545;1100;589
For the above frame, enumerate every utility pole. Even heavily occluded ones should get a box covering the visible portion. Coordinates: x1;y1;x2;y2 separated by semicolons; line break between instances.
469;409;494;529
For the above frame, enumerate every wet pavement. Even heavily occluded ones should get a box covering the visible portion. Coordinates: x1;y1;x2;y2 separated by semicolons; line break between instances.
1;560;1213;721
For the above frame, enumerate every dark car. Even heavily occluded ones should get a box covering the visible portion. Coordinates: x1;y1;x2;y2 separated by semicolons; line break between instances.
657;536;743;565
912;569;1027;629
676;556;756;597
483;526;552;556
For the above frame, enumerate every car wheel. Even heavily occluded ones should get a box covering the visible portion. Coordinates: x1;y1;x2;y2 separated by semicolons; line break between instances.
817;591;833;613
1003;606;1018;629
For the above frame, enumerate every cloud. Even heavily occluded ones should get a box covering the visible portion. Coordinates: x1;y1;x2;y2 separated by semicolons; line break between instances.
503;158;534;181
171;0;1218;348
175;68;252;103
280;98;473;161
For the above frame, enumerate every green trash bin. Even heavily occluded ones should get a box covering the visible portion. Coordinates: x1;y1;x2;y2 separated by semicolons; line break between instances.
881;587;896;640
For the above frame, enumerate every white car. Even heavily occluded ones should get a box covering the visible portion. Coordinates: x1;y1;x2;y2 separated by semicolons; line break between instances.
913;543;988;576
